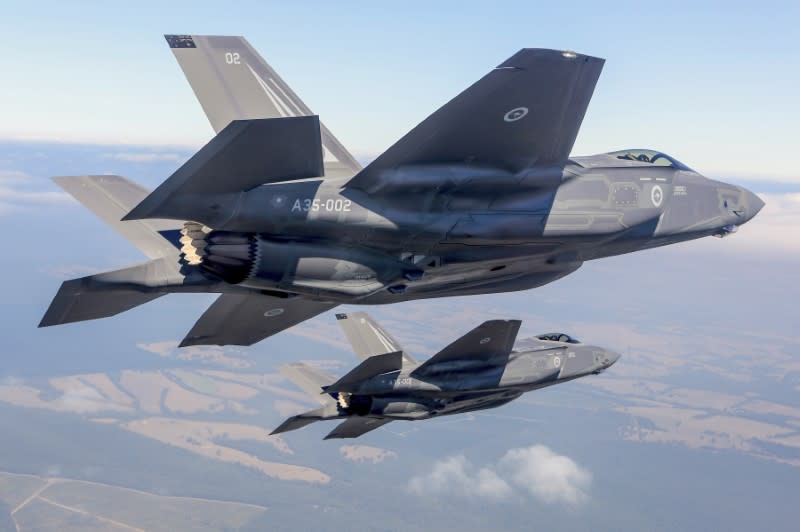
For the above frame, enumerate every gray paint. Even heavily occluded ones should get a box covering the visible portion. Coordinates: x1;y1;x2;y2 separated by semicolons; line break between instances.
39;35;765;346
272;313;620;439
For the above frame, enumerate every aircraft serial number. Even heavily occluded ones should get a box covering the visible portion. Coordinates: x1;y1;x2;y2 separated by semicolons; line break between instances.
291;198;352;213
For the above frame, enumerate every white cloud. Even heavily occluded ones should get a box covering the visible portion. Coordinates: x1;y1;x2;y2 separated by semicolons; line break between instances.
498;445;592;505
136;340;251;369
340;445;398;464
408;445;591;505
0;186;69;204
0;171;71;216
0;169;31;185
58;387;107;413
408;455;511;500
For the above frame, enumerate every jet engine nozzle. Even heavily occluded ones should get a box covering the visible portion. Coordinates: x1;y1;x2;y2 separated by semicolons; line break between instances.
179;223;257;284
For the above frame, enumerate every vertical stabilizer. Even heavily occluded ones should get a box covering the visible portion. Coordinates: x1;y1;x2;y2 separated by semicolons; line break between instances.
165;34;361;179
336;312;417;364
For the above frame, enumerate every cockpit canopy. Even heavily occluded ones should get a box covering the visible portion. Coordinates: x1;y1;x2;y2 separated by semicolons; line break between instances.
536;333;580;344
607;149;693;171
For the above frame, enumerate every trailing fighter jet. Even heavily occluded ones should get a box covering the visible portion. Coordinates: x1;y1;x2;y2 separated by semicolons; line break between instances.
39;35;764;347
272;312;619;439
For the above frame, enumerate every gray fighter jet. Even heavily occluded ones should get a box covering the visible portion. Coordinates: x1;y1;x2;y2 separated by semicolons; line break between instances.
272;312;619;439
40;35;764;347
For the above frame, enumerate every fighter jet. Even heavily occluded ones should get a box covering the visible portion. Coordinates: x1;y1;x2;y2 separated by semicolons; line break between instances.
272;312;619;439
39;35;764;347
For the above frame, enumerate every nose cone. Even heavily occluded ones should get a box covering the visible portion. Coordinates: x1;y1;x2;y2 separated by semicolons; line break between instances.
738;187;765;223
602;350;621;369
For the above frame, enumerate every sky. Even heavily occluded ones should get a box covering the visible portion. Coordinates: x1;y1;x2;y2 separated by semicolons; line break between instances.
0;4;798;529
0;0;798;182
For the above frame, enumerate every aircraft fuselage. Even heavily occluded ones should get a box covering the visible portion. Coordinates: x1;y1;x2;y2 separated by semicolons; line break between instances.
180;153;762;304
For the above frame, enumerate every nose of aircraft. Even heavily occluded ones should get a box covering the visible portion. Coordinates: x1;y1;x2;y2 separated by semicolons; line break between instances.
603;350;621;368
737;186;765;224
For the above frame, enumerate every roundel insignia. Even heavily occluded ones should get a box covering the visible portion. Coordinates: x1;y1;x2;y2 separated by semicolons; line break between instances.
271;195;287;208
264;308;285;318
503;107;528;122
480;337;491;344
651;185;664;207
553;356;562;368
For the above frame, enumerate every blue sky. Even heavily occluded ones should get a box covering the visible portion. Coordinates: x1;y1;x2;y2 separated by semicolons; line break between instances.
0;0;798;181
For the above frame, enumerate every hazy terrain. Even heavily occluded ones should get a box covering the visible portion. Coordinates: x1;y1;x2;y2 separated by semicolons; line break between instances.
0;141;798;531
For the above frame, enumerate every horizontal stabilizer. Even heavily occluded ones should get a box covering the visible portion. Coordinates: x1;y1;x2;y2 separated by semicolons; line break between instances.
279;363;337;406
347;49;604;193
180;293;337;347
53;175;181;259
325;351;404;393
124;116;323;223
324;417;392;440
270;406;336;436
336;312;416;364
411;320;521;377
38;257;183;327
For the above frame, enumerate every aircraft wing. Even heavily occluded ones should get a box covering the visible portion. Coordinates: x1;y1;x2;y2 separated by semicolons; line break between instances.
346;49;604;192
323;417;392;439
411;320;521;377
165;34;361;179
179;293;338;347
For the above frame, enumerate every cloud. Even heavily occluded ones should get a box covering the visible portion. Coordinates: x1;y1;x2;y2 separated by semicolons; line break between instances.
408;445;591;505
58;386;107;413
340;445;398;464
103;152;186;163
0;169;71;216
136;340;252;369
498;446;592;505
0;186;70;204
0;169;31;185
409;455;511;500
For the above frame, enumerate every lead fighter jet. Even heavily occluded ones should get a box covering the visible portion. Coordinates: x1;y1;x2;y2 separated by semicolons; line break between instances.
273;312;619;439
40;35;764;346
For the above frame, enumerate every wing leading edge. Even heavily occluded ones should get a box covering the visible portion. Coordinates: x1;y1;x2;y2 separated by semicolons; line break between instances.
346;49;604;192
411;320;521;377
